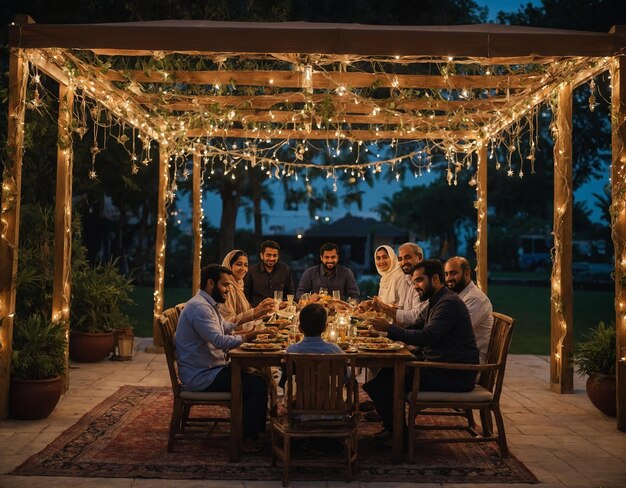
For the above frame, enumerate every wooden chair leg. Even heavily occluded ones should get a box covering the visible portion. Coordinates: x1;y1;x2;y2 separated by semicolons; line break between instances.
345;435;353;481
168;400;184;452
270;426;277;466
408;407;416;462
479;408;493;436
180;404;192;432
492;405;509;458
465;408;476;430
282;436;291;487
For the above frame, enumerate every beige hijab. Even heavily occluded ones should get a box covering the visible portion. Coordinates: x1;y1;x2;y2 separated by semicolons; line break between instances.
220;249;252;322
375;245;405;305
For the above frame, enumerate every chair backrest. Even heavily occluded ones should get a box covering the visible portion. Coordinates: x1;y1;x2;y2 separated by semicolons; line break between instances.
285;353;357;421
158;308;183;398
478;312;515;400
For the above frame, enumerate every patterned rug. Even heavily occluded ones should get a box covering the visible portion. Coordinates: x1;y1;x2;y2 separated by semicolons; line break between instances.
12;386;538;483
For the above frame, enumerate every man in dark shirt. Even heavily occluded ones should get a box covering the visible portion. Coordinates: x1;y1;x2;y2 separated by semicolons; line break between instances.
295;242;360;302
363;259;479;442
244;240;295;307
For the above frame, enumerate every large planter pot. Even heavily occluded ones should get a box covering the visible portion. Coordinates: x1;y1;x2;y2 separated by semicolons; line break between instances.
10;376;63;420
70;331;115;363
586;374;616;417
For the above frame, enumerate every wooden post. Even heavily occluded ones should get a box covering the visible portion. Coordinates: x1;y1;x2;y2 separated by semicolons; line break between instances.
0;48;28;419
192;153;202;295
151;150;169;349
475;144;488;293
550;82;574;394
52;83;75;391
610;49;626;431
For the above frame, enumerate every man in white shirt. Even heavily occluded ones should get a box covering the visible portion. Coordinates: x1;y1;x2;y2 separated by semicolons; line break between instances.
374;242;426;325
444;256;494;364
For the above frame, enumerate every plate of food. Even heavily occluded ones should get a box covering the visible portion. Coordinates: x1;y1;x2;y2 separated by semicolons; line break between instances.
240;342;284;351
266;318;292;328
358;342;404;352
353;336;392;343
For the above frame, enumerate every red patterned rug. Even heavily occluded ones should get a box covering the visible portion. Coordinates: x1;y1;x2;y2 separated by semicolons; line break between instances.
11;386;538;483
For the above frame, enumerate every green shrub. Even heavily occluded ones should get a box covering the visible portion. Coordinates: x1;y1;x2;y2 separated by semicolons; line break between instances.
571;321;616;378
11;314;67;380
70;259;136;332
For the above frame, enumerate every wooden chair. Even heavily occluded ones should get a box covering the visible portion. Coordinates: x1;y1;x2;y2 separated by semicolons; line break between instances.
270;353;359;487
406;312;515;459
157;307;231;452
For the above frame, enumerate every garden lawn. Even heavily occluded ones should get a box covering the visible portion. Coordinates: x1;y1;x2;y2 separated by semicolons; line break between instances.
127;285;615;355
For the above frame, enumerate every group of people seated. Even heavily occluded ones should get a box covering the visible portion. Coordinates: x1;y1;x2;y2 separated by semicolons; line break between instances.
174;239;494;453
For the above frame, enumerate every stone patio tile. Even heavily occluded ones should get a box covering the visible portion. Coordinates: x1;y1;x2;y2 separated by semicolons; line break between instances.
537;458;596;486
0;433;40;455
135;480;246;487
513;423;576;435
0;419;51;433
505;446;561;462
586;434;626;453
521;462;560;483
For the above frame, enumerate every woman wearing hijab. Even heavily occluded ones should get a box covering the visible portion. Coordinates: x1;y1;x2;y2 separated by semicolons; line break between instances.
357;245;406;312
220;250;275;325
374;245;406;306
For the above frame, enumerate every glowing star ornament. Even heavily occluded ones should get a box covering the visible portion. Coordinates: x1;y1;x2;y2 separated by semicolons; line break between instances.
88;170;98;180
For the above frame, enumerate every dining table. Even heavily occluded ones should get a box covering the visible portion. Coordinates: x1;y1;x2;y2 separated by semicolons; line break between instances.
229;342;414;463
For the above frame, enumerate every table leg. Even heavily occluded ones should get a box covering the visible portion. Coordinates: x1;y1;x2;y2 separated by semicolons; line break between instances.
230;358;243;462
392;358;405;463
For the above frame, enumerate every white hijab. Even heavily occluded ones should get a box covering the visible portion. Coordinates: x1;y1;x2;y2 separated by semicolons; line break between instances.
375;245;405;305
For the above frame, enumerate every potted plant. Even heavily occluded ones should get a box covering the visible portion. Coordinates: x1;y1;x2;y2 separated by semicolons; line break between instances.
572;321;616;417
10;314;67;420
69;259;136;362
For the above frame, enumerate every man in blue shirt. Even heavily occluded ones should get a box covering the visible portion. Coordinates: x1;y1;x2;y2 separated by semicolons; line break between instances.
176;264;269;452
296;242;360;302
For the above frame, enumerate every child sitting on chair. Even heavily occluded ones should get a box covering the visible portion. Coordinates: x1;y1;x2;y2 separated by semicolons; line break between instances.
287;303;344;354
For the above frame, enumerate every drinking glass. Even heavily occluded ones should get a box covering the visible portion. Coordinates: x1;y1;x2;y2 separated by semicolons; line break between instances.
300;292;310;306
318;287;328;297
286;294;294;305
332;290;341;300
274;290;283;311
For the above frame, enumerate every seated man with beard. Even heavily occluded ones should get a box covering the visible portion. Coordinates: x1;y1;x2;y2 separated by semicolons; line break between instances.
363;259;479;444
176;264;270;453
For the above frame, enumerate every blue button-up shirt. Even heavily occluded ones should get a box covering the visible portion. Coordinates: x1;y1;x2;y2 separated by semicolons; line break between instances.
175;290;243;391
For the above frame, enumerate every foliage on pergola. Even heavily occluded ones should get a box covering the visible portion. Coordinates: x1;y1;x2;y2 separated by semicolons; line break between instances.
2;18;626;428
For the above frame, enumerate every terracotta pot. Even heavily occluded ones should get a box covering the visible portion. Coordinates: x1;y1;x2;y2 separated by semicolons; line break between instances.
69;331;115;362
10;376;63;420
585;374;616;417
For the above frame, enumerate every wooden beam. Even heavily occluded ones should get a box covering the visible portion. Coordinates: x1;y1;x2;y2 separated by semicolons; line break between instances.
192;153;201;295
183;127;477;140
28;54;71;86
611;52;626;431
0;49;28;419
475;144;488;293
104;69;536;90
135;93;509;112
550;82;574;394
151;150;168;349
51;83;74;392
193;110;490;127
88;49;561;66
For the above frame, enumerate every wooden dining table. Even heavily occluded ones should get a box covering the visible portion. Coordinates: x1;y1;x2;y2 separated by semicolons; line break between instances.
229;344;414;463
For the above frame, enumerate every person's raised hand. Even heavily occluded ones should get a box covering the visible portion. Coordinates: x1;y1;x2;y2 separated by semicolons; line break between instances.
254;298;275;318
369;317;391;332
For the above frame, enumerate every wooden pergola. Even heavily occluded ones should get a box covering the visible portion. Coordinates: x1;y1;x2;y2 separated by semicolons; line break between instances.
1;17;626;427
